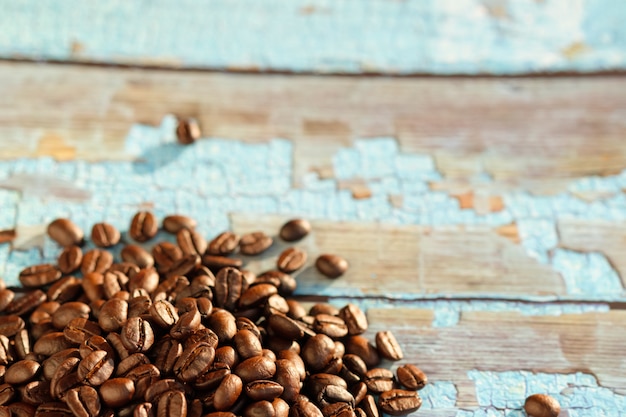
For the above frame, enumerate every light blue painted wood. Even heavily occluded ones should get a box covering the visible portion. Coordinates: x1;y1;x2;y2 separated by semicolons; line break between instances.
0;0;624;74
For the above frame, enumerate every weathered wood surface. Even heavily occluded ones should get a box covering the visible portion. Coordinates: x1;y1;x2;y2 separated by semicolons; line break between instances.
1;62;626;195
1;0;625;75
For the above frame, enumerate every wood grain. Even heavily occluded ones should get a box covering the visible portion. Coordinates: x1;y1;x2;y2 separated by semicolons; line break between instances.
231;214;565;298
367;308;626;406
1;63;625;196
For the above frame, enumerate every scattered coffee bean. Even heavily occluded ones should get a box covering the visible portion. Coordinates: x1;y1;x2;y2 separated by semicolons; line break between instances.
47;218;84;247
378;389;422;416
396;364;427;390
277;247;307;273
57;245;83;274
375;330;403;361
279;218;311;242
121;245;154;269
163;214;197;234
239;231;273;256
207;231;240;256
129;211;158;242
524;394;561;417
19;264;61;288
176;117;201;145
315;254;348;278
81;249;113;275
91;222;121;248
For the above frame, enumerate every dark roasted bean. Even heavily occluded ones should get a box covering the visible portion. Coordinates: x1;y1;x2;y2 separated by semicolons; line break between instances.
144;379;186;403
176;117;201;145
339;304;368;335
396;364;427;390
0;315;25;337
51;302;90;329
5;360;40;385
121;317;155;353
126;364;160;399
234;355;276;383
207;232;240;255
233;329;262;359
239;231;273;256
100;378;135;408
214;374;243;411
243;400;275;417
375;330;403;361
121;245;154;269
214;267;244;311
279;219;311;242
239;284;277;309
173;342;215;383
302;334;337;373
65;385;101;417
57;246;83;274
81;249;113;275
130;211;158;242
276;247;307;273
64;318;101;344
152;242;183;270
47;218;84;247
314;314;348;339
33;332;73;356
19;264;62;287
364;368;394;393
99;298;128;332
177;228;207;256
315;254;348;278
170;309;201;340
78;350;114;386
91;222;121;248
321;402;355;417
19;380;52;406
245;380;284;402
345;336;380;368
202;255;243;271
165;254;201;279
377;390;421;416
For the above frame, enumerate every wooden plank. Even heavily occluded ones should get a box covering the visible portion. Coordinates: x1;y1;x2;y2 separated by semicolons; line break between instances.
1;63;625;196
366;308;626;407
1;0;625;75
230;214;565;298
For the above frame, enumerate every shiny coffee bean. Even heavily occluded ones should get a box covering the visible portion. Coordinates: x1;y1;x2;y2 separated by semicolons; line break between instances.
130;211;158;242
47;218;84;247
239;231;273;256
524;394;561;417
234;355;276;383
0;315;25;337
19;264;62;288
375;331;403;361
396;364;427;390
57;246;83;274
152;242;183;270
81;249;114;275
163;215;197;234
63;318;102;344
121;317;155;353
377;390;422;416
276;247;307;273
121;245;154;269
157;389;187;417
214;374;243;411
65;385;101;417
78;350;114;386
173;342;215;383
91;222;121;247
315;254;348;278
5;360;40;385
177;228;207;256
214;267;245;311
100;378;136;408
339;304;368;335
364;368;394;393
207;231;240;255
345;336;380;368
279;219;311;242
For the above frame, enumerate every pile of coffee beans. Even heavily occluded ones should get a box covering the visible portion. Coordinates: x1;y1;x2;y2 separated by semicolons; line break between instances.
0;213;426;417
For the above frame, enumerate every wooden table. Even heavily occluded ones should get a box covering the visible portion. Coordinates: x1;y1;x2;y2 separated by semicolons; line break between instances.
1;2;626;415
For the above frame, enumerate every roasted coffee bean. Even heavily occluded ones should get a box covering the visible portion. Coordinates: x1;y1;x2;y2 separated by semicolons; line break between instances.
194;361;230;390
267;314;305;341
81;273;105;302
170;308;201;340
80;335;114;360
8;402;36;417
33;332;73;356
57;246;83;274
102;270;130;299
99;298;128;332
342;354;368;379
321;402;356;417
65;385;101;417
81;249;113;275
163;215;197;234
149;300;179;328
152;242;183;270
152;338;184;375
47;276;81;304
364;368;394;393
100;378;135;408
50;356;80;398
144;379;186;403
314;314;348;339
64;318;102;344
51;301;90;329
345;336;380;368
91;222;121;248
134;402;154;417
359;395;379;417
173;342;215;382
377;390;421;416
274;359;300;402
177;228;207;256
7;290;46;317
214;267;245;311
128;295;152;318
214;346;238;368
34;402;73;417
277;247;307;273
109;262;140;279
165;254;201;279
202;255;243;271
0;336;12;366
396;364;427;390
234;355;276;383
0;315;25;337
121;245;154;269
309;303;339;317
375;331;403;361
14;329;30;359
239;231;273;256
78;350;114;386
233;329;262;359
350;382;368;406
129;267;160;293
339;304;368;335
239;284;277;309
207;232;240;255
291;397;324;417
279;219;311;242
157;389;187;417
5;360;40;385
116;353;151;377
273;398;290;417
121;317;155;353
130;211;158;242
20;380;52;406
0;289;13;313
42;349;80;380
47;218;84;247
277;350;306;381
126;364;160;399
243;400;274;417
315;254;348;279
302;334;337;373
244;380;284;402
176;117;201;145
214;374;243;410
19;264;62;287
524;394;561;417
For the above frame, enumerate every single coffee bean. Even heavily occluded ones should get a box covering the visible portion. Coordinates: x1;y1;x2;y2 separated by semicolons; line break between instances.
524;394;561;417
33;332;73;356
165;254;201;279
0;289;13;313
121;245;155;269
318;384;355;409
339;304;368;335
302;334;337;373
116;353;150;377
81;249;113;275
267;314;305;341
152;242;183;270
57;246;83;274
207;232;240;255
0;315;25;337
5;360;40;385
144;379;186;403
158;389;187;417
214;374;243;411
396;364;427;390
20;380;52;406
80;335;115;360
345;336;380;368
19;264;62;287
309;303;340;317
315;254;348;278
243;400;275;417
47;276;82;303
239;231;273;256
121;317;155;353
214;267;245;311
47;218;84;247
279;219;311;242
14;329;30;359
377;389;421;416
274;359;300;403
63;318;102;344
173;342;215;382
51;301;90;329
375;330;403;361
313;314;348;339
42;349;80;380
150;300;179;328
177;228;207;256
214;346;238;369
102;270;130;299
234;355;276;383
291;397;324;417
130;211;158;242
65;385;101;417
81;273;104;302
78;350;114;386
6;290;46;316
99;298;128;332
129;267;160;293
50;356;80;399
91;222;121;248
176;117;201;145
170;309;201;340
152;339;183;375
0;384;11;405
364;368;394;393
163;215;197;234
100;378;135;408
134;402;154;417
245;380;284;402
276;247;307;273
359;395;379;417
125;364;160;399
202;255;243;271
34;402;73;417
273;398;290;417
321;402;355;417
350;382;368;406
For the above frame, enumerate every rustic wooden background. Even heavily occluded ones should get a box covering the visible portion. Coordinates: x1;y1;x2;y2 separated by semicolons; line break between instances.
1;2;625;415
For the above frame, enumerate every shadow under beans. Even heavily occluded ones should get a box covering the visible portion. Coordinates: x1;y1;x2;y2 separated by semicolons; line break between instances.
132;143;186;175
